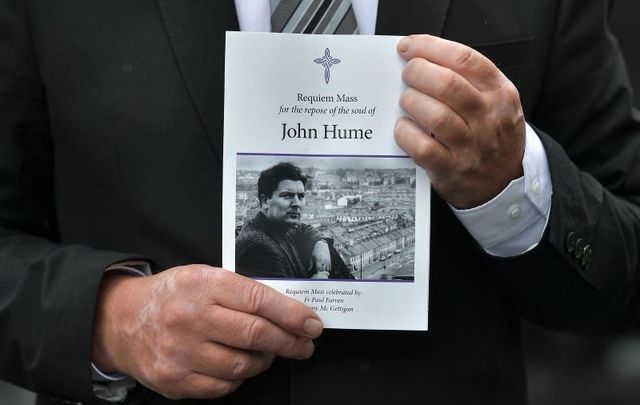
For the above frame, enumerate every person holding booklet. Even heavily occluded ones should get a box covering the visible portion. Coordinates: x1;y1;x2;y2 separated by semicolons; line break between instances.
235;162;353;280
1;1;640;405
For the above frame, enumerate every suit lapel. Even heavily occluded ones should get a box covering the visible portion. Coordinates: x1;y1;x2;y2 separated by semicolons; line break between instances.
155;0;239;164
376;0;450;36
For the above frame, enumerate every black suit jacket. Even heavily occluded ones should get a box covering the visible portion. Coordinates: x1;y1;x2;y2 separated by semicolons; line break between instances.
1;1;639;404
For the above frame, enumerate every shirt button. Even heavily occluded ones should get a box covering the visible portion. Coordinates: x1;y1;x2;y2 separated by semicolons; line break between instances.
531;177;541;194
509;205;521;220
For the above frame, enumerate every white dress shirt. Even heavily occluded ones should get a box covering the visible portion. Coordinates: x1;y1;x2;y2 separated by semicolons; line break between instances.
235;0;553;257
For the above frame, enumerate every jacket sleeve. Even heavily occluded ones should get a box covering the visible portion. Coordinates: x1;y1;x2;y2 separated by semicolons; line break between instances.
0;0;145;401
486;0;640;333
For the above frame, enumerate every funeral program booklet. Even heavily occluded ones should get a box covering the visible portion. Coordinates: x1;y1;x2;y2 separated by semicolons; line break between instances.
223;32;430;330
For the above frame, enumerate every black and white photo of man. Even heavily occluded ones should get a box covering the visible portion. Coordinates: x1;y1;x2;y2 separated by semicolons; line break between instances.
236;162;353;279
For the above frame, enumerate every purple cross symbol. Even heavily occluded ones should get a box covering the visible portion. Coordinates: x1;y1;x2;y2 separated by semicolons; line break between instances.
314;48;341;84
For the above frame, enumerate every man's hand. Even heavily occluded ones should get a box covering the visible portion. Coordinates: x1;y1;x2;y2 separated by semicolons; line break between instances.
308;240;331;277
92;265;323;400
395;35;526;209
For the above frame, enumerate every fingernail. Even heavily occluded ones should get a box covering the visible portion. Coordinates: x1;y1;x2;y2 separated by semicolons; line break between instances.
298;340;316;360
398;36;411;53
304;318;323;338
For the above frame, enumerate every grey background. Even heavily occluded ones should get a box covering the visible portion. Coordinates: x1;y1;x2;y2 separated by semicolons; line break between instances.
1;1;639;403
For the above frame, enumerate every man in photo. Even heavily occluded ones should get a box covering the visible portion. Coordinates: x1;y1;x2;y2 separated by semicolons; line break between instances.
236;162;353;280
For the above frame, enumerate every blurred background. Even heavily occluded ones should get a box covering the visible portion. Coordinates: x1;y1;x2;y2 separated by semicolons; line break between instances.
1;1;639;404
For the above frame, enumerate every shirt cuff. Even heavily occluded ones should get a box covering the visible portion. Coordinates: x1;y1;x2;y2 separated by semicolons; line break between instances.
91;353;137;403
105;260;152;277
91;378;137;403
451;123;552;257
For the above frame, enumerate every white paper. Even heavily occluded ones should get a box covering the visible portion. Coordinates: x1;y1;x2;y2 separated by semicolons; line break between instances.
223;32;430;330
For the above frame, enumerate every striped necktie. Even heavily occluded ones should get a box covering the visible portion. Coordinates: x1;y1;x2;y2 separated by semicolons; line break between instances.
271;0;358;34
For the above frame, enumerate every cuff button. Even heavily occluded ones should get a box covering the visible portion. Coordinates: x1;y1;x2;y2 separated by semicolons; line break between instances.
509;205;522;220
582;247;592;269
565;232;577;253
574;239;585;259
